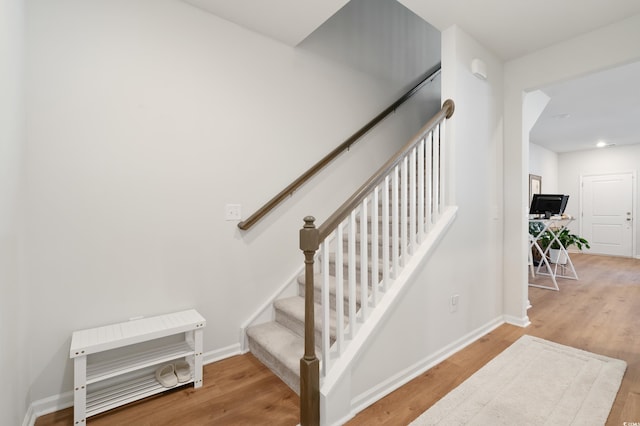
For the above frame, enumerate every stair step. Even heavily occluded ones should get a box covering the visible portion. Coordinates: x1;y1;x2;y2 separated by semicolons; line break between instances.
339;233;404;257
298;273;351;312
274;296;343;345
246;321;311;395
328;252;386;284
297;272;382;309
356;214;411;227
353;217;416;246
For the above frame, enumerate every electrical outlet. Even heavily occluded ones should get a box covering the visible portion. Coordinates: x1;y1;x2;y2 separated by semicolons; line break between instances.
225;204;242;221
450;294;459;313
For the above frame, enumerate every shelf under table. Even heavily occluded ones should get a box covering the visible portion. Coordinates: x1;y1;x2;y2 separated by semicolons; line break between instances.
87;374;193;417
86;341;194;384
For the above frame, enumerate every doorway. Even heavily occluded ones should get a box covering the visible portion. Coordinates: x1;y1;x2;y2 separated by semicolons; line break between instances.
580;172;634;257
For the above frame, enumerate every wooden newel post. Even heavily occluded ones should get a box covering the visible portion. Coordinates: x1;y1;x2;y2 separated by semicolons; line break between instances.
299;216;320;426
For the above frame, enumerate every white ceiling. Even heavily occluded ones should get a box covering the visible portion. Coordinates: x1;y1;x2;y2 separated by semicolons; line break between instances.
530;60;640;153
182;0;349;46
182;0;640;153
397;0;640;60
184;0;640;60
384;1;640;154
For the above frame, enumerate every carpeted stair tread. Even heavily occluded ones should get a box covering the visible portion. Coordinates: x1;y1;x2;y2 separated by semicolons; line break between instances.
328;250;390;268
274;296;343;342
339;231;396;254
356;212;415;227
328;252;387;284
297;273;375;308
246;321;307;394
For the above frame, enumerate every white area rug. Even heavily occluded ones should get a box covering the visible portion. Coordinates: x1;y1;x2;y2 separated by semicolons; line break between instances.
410;335;626;425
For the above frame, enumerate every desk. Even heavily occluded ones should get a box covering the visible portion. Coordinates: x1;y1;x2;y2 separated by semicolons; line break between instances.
529;217;578;291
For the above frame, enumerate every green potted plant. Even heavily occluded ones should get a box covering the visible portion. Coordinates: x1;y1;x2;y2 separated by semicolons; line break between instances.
538;228;590;264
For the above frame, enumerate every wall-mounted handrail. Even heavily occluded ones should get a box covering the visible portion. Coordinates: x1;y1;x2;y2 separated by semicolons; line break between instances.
317;99;454;240
237;64;442;231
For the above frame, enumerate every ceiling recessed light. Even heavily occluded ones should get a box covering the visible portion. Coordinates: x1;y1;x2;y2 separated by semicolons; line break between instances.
596;141;616;148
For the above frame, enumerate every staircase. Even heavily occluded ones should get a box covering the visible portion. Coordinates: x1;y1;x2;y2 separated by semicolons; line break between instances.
244;99;455;425
246;213;385;393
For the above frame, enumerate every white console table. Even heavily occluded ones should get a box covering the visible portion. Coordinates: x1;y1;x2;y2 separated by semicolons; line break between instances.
70;309;205;424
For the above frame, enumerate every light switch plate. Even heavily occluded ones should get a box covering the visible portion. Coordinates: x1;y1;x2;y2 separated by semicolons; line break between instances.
450;294;459;313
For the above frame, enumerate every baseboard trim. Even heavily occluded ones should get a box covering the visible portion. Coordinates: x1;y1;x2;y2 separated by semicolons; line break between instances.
504;313;531;327
347;316;505;423
23;343;243;426
22;404;37;426
203;343;243;365
22;391;73;426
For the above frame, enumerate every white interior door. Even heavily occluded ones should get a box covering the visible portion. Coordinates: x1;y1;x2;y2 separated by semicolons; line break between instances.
581;173;634;257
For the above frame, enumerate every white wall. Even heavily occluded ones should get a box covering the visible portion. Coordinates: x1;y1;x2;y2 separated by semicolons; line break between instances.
24;0;440;411
558;145;640;254
503;14;640;322
0;0;28;424
346;24;504;416
529;143;558;194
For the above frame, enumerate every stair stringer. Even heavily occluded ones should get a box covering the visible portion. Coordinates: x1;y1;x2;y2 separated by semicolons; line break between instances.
319;205;458;426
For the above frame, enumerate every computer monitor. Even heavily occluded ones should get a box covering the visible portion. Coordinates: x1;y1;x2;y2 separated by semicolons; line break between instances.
529;194;569;218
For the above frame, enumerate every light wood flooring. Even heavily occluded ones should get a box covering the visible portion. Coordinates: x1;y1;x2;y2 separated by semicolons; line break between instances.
37;253;640;425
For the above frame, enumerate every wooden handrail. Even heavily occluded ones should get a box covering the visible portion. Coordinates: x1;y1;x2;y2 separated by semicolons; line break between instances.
317;99;454;240
237;64;442;231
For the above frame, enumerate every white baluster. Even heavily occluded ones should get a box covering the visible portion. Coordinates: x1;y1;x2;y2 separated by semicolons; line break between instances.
335;222;344;354
382;176;390;290
439;120;447;209
321;240;330;376
433;124;440;221
391;166;399;278
371;187;379;306
410;147;417;254
400;156;408;267
360;199;368;320
348;210;357;338
426;131;433;230
417;138;425;241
